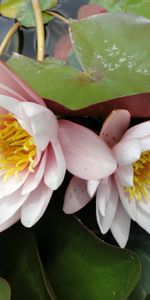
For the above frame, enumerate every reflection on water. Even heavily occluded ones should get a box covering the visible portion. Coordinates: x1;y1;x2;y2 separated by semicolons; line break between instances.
0;0;89;59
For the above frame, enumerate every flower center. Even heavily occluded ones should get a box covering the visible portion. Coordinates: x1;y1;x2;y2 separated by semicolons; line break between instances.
125;151;150;202
0;113;37;181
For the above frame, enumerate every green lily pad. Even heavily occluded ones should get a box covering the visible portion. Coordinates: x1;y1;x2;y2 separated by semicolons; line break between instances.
128;226;150;300
0;225;57;300
0;278;11;300
89;0;150;19
7;13;150;110
0;0;57;27
34;193;140;300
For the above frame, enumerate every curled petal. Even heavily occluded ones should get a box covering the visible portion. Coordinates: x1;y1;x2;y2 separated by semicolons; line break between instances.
63;176;91;214
21;180;53;227
111;202;131;248
59;120;117;180
112;139;141;165
100;109;131;147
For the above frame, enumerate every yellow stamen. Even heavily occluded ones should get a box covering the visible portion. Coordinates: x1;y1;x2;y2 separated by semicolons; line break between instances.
0;113;37;180
125;151;150;202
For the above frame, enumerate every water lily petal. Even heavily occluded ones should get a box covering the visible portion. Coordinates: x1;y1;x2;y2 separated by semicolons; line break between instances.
0;188;29;225
63;176;91;214
122;121;150;141
111;202;131;248
21;181;53;227
44;142;66;190
96;178;118;234
140;136;150;151
0;210;20;232
115;177;137;221
96;177;110;216
137;193;150;214
87;179;100;197
21;151;47;195
113;139;141;165
0;171;29;199
136;206;150;233
116;164;133;187
21;102;58;150
0;83;26;101
100;110;131;147
59;120;117;180
0;61;45;105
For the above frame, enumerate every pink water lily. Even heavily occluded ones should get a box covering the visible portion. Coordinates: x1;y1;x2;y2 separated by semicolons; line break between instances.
63;110;150;248
0;61;66;231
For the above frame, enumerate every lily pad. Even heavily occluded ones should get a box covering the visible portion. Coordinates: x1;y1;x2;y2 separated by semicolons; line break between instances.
89;0;150;19
0;226;57;300
34;193;141;300
0;278;11;300
0;0;57;27
7;13;150;110
128;226;150;300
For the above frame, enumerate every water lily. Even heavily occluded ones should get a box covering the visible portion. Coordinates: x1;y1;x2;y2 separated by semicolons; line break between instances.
63;109;150;248
0;61;66;231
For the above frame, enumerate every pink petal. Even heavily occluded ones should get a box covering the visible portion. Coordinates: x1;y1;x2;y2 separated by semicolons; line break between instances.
21;151;47;195
0;188;29;225
0;171;29;199
112;139;141;165
138;195;150;214
78;4;107;20
44;142;66;190
53;34;72;60
122;121;150;141
63;176;91;214
20;102;58;150
111;202;131;248
0;83;26;101
59;120;117;180
87;179;100;197
100;110;131;147
21;180;53;227
0;210;20;232
96;177;111;216
96;177;118;234
140;136;150;152
136;206;150;233
116;164;133;187
0;61;45;105
115;178;137;221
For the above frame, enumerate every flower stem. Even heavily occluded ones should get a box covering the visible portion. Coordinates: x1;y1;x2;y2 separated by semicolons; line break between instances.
0;22;20;57
46;10;69;24
32;0;45;62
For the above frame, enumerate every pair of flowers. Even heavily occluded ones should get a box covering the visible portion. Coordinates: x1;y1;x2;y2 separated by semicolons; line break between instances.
0;61;150;249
